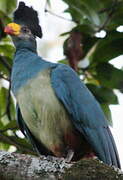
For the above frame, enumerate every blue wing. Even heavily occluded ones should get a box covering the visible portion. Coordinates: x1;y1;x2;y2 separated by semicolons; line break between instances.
51;64;120;168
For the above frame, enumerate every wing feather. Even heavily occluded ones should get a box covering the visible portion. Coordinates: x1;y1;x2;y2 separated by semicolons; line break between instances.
51;64;120;168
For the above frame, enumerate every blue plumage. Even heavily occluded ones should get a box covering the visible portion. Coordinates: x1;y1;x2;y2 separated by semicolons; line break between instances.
11;40;56;95
10;40;120;168
4;2;121;169
51;64;120;167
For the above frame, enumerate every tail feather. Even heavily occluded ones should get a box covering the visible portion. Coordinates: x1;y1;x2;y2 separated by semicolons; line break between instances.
107;128;121;169
104;128;118;167
83;127;110;164
83;126;121;168
96;127;112;165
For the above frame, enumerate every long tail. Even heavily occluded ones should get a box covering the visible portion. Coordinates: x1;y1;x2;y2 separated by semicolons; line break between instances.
83;126;121;169
106;128;121;168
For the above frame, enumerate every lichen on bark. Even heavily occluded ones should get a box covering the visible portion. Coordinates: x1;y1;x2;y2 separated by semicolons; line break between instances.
0;151;123;180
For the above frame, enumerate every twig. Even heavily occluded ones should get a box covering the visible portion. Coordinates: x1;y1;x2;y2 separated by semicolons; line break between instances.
96;0;118;32
0;132;35;154
98;0;118;14
97;11;114;32
98;7;113;14
44;0;49;10
45;8;74;22
0;127;17;133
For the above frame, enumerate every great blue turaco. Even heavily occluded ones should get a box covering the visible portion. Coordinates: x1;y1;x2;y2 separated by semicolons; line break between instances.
4;2;121;168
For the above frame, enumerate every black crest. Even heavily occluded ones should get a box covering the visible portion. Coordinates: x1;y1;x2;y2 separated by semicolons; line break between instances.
14;2;42;38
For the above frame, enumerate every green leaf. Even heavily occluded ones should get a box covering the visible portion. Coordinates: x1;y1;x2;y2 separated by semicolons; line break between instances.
0;44;15;58
58;59;68;65
91;31;123;63
101;103;112;126
94;63;123;89
10;136;34;152
73;24;96;35
2;120;17;131
9;97;16;121
0;87;15;123
0;19;6;40
0;142;10;150
107;1;123;30
0;56;12;76
86;84;113;125
0;119;4;129
0;87;7;116
0;0;17;14
87;84;118;104
63;0;108;27
100;0;114;7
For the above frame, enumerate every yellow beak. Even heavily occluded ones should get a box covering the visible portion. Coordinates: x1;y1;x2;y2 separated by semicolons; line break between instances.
4;23;21;36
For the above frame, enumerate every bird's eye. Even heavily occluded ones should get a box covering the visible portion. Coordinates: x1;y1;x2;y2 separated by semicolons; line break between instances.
21;26;29;33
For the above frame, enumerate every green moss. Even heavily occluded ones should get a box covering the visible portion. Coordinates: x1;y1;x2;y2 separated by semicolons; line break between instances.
62;159;123;180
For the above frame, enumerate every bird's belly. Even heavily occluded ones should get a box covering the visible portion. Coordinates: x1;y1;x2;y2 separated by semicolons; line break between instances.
16;70;86;156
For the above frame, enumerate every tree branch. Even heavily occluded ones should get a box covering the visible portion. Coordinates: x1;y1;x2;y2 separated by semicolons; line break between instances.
0;151;122;180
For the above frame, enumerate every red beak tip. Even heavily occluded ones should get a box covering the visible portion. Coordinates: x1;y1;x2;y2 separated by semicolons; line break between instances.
4;26;14;35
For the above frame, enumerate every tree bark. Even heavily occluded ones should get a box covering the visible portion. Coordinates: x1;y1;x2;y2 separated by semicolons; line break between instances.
0;150;123;180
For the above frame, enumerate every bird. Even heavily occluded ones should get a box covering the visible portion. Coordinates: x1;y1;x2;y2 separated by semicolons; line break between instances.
4;2;121;168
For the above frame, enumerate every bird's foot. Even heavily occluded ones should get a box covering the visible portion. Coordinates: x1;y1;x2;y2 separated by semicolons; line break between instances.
82;152;96;159
46;155;60;161
45;149;74;164
65;149;74;162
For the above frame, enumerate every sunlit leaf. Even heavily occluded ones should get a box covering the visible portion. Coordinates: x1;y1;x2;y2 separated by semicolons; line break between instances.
2;120;17;131
0;0;16;14
0;44;15;58
0;87;7;116
0;142;10;150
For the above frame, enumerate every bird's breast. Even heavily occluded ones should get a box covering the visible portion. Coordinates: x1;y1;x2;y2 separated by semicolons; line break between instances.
16;70;74;150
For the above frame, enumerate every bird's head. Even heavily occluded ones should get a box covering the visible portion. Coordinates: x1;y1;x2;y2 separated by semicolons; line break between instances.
4;23;34;40
4;2;42;50
4;2;42;40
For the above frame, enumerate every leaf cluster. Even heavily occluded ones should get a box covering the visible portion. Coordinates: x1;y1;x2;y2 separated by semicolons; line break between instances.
0;0;34;154
62;0;123;125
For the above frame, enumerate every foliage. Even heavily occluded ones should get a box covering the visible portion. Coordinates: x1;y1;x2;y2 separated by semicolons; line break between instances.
62;0;123;125
0;0;123;152
0;0;34;154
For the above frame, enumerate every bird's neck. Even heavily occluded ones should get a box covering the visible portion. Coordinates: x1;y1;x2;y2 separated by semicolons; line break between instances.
13;38;37;54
